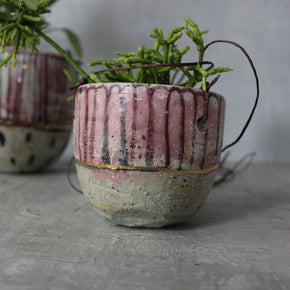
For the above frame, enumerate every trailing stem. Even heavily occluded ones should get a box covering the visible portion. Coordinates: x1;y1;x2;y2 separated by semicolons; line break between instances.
34;28;92;82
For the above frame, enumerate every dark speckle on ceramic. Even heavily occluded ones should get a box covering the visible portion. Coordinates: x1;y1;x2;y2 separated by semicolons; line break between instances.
28;154;35;165
49;138;56;147
0;131;5;146
25;133;32;143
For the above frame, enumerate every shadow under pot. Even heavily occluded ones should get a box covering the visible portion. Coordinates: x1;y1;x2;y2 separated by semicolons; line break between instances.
0;48;73;173
74;83;225;228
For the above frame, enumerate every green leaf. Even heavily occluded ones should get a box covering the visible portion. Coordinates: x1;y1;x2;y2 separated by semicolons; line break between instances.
60;28;82;58
46;27;83;58
67;95;74;102
23;15;44;22
23;0;40;11
63;69;80;83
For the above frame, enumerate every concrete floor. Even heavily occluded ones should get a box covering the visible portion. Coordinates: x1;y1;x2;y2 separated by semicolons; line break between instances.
0;158;289;290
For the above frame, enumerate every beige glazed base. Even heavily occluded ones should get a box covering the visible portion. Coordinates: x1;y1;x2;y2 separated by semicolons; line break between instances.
0;125;71;173
76;163;217;228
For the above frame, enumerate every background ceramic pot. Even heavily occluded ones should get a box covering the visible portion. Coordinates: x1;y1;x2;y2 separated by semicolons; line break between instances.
74;83;225;227
0;48;73;173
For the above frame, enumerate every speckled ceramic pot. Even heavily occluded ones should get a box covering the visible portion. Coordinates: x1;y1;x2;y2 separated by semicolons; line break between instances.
0;48;73;173
74;83;225;227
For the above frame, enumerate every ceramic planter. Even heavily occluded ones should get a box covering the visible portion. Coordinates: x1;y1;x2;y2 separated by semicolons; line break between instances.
0;48;73;173
74;83;225;227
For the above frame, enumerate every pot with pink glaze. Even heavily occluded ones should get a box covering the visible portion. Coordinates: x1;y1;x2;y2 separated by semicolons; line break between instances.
0;48;73;173
74;83;225;227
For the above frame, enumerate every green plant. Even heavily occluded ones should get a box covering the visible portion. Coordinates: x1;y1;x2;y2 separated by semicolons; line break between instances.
0;1;231;90
0;0;85;75
88;18;232;90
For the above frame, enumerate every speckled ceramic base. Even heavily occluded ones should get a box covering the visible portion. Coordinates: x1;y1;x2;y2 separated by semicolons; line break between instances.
0;125;70;173
76;163;216;227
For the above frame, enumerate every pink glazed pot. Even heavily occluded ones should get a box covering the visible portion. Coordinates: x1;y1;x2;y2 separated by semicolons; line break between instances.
0;48;73;173
74;83;225;227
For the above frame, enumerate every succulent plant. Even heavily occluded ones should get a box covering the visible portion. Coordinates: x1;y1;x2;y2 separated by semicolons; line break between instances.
0;1;232;90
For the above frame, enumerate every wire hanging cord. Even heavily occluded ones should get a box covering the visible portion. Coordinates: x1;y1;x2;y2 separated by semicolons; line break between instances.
214;151;256;187
67;156;83;194
199;40;260;152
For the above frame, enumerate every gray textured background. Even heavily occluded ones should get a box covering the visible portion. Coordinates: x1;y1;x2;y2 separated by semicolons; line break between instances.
40;0;290;163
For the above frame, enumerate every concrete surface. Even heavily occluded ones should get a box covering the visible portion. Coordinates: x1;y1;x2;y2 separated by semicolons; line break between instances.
0;158;289;290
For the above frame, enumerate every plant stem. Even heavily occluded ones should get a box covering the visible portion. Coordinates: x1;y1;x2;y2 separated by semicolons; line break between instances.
35;28;92;82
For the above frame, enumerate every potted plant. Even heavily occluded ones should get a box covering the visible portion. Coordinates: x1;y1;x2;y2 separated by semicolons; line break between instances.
1;1;259;227
72;20;259;228
0;0;82;172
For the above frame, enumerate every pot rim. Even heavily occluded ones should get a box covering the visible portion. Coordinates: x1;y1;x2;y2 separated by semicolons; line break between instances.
2;46;67;61
76;82;223;97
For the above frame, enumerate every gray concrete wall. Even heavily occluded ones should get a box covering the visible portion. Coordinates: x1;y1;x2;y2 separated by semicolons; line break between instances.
40;0;290;163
